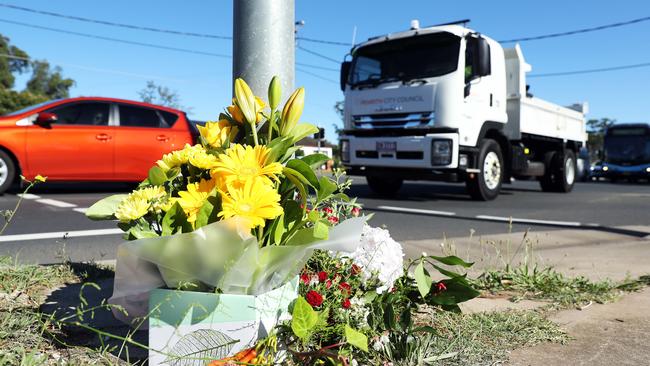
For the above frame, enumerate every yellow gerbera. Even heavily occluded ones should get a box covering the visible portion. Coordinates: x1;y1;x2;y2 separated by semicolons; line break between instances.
188;148;219;170
219;178;283;229
156;144;202;171
115;196;150;222
177;178;218;224
197;120;239;148
227;97;266;125
212;144;282;189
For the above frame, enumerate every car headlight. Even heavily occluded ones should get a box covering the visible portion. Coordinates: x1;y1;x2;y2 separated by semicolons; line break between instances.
340;140;350;163
602;166;609;171
645;167;650;173
431;139;452;166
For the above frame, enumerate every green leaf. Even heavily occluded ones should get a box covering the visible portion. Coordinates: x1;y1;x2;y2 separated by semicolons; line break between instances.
428;278;481;306
313;221;329;240
286;159;319;189
428;255;474;268
162;202;192;236
413;326;437;334
194;196;221;229
291;297;319;340
432;264;468;283
283;169;308;208
301;153;330;168
280;146;302;163
166;167;181;179
285;227;319;246
316;176;337;202
399;306;412;331
307;209;320;223
273;214;286;244
148;166;167;186
344;325;368;352
267;136;293;162
86;194;128;220
289;123;319;144
414;260;432;298
383;302;396;330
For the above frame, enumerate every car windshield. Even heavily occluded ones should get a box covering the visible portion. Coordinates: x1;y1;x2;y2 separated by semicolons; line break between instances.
2;99;62;117
349;32;460;87
604;128;650;164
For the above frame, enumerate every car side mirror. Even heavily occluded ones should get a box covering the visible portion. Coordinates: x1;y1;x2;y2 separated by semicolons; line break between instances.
475;37;491;77
340;61;351;91
35;112;58;125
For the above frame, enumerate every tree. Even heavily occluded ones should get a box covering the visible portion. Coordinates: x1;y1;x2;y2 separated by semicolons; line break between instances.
138;81;188;110
586;118;615;160
26;60;74;99
333;101;345;138
0;35;29;89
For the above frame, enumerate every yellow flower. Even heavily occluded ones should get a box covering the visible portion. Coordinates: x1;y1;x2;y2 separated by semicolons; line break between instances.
197;120;239;148
132;186;166;202
219;178;283;229
188;148;219;170
177;178;217;224
156;144;199;171
34;174;47;183
280;87;305;135
115;196;150;222
227;97;266;125
212;144;283;189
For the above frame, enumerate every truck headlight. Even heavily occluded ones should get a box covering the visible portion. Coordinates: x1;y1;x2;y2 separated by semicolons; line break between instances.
645;167;650;173
340;140;350;163
431;139;452;166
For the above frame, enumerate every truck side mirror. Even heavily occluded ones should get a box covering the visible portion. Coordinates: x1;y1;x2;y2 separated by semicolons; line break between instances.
340;61;351;91
475;37;491;77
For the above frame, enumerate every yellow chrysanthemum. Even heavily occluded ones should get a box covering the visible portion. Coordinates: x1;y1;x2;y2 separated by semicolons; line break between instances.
227;97;266;125
115;196;150;222
177;178;217;224
219;178;283;229
131;185;166;202
197;120;239;148
212;144;283;189
188;148;219;170
156;144;201;171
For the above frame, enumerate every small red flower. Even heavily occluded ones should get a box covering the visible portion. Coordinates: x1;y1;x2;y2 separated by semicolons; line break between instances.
351;207;361;217
306;290;323;307
325;279;332;289
300;273;310;285
436;282;447;292
342;298;351;309
339;282;352;295
323;207;333;214
351;264;361;275
328;216;339;224
318;271;328;282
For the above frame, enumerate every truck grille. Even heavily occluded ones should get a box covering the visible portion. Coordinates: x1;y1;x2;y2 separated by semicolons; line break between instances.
352;112;433;129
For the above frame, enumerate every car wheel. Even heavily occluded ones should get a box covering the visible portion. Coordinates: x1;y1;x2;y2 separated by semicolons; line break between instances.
0;150;16;194
366;175;403;196
466;139;503;201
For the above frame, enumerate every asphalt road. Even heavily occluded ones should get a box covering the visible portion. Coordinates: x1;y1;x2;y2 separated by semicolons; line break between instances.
0;178;649;264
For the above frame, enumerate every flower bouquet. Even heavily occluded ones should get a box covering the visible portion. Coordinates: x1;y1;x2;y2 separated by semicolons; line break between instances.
87;77;366;365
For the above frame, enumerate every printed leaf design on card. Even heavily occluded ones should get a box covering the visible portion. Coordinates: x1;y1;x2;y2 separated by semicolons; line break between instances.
163;329;238;366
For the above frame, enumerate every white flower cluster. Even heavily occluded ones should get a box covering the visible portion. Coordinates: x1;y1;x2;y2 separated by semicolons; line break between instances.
344;225;404;294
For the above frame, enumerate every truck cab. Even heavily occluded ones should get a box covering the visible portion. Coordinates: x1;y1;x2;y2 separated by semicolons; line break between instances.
339;21;586;200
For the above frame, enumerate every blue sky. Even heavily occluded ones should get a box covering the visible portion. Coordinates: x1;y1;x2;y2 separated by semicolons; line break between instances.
2;0;649;141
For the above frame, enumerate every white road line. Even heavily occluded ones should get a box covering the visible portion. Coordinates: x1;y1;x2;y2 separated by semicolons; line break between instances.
17;193;40;199
0;228;122;243
72;207;89;214
35;198;77;208
475;215;582;227
377;205;456;216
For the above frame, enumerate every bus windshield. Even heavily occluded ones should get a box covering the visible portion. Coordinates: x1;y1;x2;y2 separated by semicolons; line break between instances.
604;126;650;165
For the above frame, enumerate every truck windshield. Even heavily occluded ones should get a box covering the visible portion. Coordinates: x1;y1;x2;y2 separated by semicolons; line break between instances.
349;32;460;87
604;127;650;165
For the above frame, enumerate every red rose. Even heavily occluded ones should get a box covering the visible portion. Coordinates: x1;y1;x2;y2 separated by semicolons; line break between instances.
328;216;339;224
351;264;361;275
323;207;333;214
342;298;351;309
318;271;328;282
351;207;360;217
300;273;310;285
306;290;323;307
339;282;352;295
325;279;332;289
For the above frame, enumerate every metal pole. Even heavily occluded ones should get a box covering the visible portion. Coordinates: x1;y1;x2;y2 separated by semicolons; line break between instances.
233;0;295;102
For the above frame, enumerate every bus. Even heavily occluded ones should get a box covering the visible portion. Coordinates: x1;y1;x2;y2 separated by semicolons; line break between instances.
593;123;650;181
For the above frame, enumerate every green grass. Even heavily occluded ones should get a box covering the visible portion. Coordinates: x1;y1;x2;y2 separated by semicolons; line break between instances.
472;265;650;308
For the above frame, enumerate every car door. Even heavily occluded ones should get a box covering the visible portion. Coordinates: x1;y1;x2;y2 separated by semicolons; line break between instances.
25;101;114;179
113;103;181;180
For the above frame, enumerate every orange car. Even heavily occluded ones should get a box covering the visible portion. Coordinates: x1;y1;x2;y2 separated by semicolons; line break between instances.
0;97;198;193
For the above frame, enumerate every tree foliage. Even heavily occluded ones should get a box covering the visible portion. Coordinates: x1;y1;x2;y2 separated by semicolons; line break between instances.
0;34;75;115
586;118;615;160
138;80;187;110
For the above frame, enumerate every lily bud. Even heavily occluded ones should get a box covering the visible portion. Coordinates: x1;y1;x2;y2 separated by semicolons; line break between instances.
280;87;305;135
268;76;281;110
234;78;257;125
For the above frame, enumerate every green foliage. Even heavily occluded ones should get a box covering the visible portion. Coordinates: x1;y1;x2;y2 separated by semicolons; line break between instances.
291;296;319;341
138;80;188;110
344;325;368;352
586;117;615;160
85;194;128;220
25;60;74;99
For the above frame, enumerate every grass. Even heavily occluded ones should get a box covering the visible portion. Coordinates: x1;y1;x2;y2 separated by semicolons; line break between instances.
471;264;650;308
0;256;120;365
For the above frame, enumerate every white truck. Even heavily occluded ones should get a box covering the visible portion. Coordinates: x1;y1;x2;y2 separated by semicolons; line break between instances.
339;20;588;200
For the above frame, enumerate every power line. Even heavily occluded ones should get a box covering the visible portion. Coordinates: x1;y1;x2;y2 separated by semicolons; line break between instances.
528;61;650;78
296;62;339;72
295;66;338;84
500;15;650;43
0;18;231;58
297;45;341;64
296;36;349;46
0;2;231;40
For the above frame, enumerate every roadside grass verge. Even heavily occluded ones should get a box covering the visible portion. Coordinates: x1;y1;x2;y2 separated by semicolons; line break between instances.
472;264;650;308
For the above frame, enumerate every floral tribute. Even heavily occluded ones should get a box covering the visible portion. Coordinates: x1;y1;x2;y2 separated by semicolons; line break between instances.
87;77;480;365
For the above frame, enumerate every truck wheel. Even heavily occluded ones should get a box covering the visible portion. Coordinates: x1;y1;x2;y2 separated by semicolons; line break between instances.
366;175;403;196
539;149;576;192
0;150;16;194
466;139;503;201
